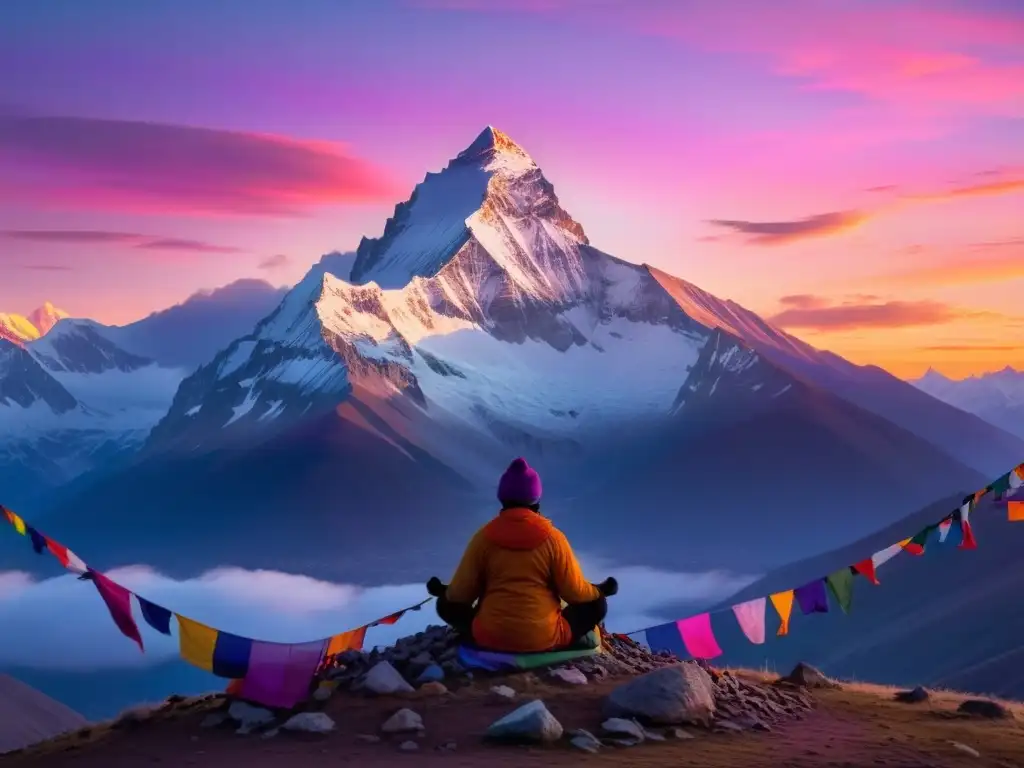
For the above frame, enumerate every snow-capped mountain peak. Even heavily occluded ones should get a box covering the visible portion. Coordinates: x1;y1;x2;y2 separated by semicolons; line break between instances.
0;302;70;346
349;126;587;291
28;302;70;335
0;313;40;346
455;125;537;172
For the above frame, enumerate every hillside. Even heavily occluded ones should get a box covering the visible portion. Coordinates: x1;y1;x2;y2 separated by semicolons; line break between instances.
704;490;1024;699
4;655;1021;767
0;674;88;755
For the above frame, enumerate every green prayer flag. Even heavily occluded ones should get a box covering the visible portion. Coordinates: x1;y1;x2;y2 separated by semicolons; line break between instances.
908;525;933;552
991;473;1011;496
826;568;855;614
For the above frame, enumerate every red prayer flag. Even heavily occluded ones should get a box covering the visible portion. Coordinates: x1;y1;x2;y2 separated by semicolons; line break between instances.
852;558;880;585
89;569;144;651
45;538;71;568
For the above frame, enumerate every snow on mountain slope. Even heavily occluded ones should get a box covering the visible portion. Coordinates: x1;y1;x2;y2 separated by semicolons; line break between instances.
0;321;187;506
38;126;993;582
650;268;1024;476
913;366;1024;440
0;302;71;346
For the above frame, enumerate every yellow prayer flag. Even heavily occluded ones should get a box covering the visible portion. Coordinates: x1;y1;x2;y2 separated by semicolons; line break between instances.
326;625;368;658
974;489;986;504
6;510;26;536
176;615;217;671
769;591;794;637
1009;501;1024;522
1015;465;1024;481
897;537;912;548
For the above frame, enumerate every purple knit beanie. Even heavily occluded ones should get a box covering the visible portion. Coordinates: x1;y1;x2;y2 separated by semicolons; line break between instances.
497;457;543;506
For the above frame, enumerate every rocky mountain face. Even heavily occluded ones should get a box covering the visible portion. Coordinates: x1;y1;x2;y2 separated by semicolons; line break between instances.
25;127;1007;584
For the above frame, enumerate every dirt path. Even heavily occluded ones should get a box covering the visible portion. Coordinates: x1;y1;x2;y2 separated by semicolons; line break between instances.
8;678;1024;768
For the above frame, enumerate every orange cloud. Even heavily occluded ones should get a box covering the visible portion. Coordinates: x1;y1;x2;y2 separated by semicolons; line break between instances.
769;296;983;331
904;178;1024;202
876;240;1024;288
707;210;869;246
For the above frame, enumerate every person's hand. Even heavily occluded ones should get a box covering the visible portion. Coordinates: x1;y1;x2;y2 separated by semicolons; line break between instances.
426;576;447;597
596;577;618;597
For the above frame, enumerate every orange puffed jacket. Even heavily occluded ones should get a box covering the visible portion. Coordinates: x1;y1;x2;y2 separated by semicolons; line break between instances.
445;507;602;653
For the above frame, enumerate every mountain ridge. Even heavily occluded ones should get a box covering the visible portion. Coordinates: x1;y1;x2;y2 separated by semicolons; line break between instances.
20;126;1009;585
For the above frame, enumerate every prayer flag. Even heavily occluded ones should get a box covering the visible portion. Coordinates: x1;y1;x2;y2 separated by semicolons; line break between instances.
645;622;687;657
769;590;794;636
957;499;977;550
212;632;253;679
326;625;368;658
937;518;953;543
871;541;905;569
89;569;144;651
177;615;218;671
239;640;327;709
26;526;47;555
852;558;879;585
826;568;854;614
731;598;766;645
794;579;829;615
901;526;932;556
676;613;723;659
1010;464;1024;490
1009;501;1024;522
2;507;26;536
992;473;1011;498
138;597;173;635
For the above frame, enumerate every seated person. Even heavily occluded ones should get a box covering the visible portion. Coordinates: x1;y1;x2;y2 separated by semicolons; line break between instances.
426;457;617;653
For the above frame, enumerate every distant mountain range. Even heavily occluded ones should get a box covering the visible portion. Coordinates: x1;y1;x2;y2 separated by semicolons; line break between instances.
0;281;286;508
5;127;1022;587
913;366;1024;441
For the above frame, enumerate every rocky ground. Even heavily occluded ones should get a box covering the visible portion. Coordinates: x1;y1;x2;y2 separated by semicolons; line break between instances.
5;625;1023;767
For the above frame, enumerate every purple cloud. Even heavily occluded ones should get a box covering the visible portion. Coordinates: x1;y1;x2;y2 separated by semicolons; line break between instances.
708;210;869;245
0;114;398;217
2;230;240;254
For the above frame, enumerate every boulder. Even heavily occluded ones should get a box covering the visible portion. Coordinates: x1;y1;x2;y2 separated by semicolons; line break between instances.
282;712;336;734
363;661;415;695
570;729;602;753
416;664;445;684
381;708;424;734
894;686;929;704
550;667;588;685
781;662;840;690
227;701;275;734
603;663;715;725
485;700;563;744
958;699;1013;720
601;718;645;741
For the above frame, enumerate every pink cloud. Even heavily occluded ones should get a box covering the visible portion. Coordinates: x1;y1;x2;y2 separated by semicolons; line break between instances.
418;0;1024;115
0;114;399;217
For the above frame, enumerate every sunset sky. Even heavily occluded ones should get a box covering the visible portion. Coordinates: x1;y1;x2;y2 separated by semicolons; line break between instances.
1;0;1022;379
